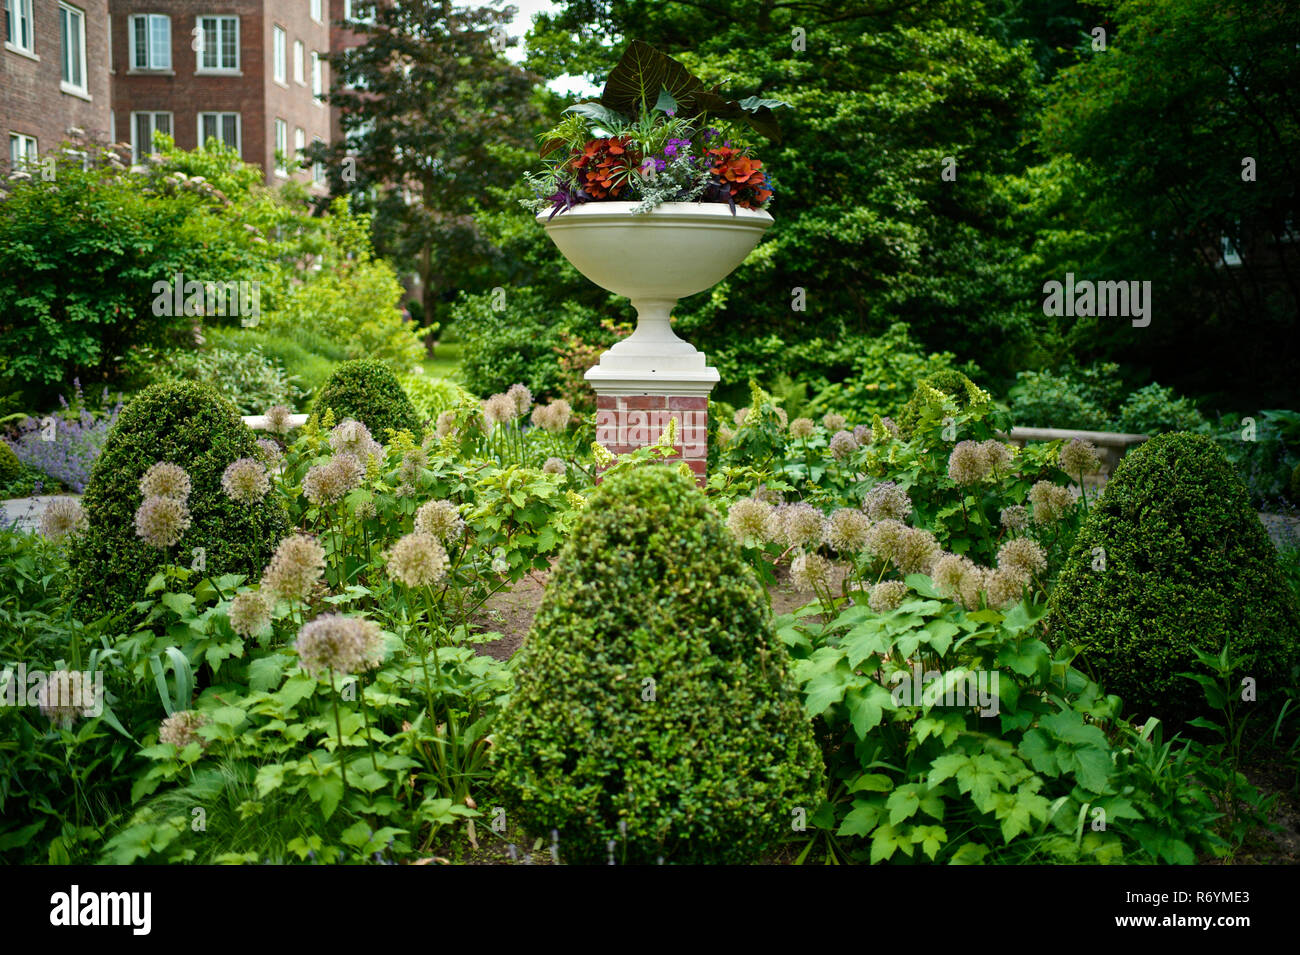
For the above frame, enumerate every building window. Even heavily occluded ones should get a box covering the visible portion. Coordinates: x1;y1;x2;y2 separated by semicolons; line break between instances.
131;111;172;162
5;0;34;53
198;112;240;154
310;0;322;23
272;25;285;83
9;133;37;170
343;1;373;24
293;39;304;84
197;15;238;72
273;118;288;175
128;14;170;71
294;126;305;159
311;50;323;100
60;3;88;94
311;137;325;185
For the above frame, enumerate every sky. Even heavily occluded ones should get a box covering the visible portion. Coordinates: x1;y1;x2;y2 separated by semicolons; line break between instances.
499;0;602;97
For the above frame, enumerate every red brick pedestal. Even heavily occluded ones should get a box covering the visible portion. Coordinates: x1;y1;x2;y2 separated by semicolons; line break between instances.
595;392;710;484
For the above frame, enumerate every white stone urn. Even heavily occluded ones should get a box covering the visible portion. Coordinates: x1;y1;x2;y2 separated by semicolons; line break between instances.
537;201;773;396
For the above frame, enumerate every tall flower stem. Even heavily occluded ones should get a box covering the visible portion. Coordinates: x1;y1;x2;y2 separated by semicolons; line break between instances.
329;668;349;788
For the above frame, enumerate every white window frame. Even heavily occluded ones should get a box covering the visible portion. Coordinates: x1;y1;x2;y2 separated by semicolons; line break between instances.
59;3;89;96
9;132;38;170
5;0;35;55
127;13;171;71
294;126;305;158
196;15;239;73
293;39;304;84
130;110;172;162
273;118;288;176
272;24;285;83
310;0;322;24
311;50;323;101
197;111;241;154
344;1;374;24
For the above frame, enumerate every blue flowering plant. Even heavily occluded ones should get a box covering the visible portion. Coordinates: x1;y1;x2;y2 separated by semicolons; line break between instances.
523;41;788;217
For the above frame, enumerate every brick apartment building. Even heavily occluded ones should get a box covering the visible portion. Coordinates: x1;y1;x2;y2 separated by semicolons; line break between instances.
3;0;112;168
3;0;364;188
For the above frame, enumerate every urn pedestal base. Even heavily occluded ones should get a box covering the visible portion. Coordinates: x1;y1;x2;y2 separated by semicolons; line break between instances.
593;388;712;485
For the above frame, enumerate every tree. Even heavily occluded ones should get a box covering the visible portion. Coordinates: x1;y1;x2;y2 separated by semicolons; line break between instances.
312;0;542;332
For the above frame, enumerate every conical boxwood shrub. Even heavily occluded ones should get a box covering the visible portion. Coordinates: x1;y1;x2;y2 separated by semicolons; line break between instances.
492;465;822;864
311;359;421;438
1048;432;1300;724
66;381;289;621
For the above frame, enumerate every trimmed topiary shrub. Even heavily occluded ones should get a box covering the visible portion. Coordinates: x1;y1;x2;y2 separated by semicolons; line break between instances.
1048;432;1300;725
0;440;23;484
311;359;421;438
492;464;822;864
66;381;290;621
897;370;985;438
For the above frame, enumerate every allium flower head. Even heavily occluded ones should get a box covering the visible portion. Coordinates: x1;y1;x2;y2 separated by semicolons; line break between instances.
262;534;326;602
1029;480;1075;525
865;519;908;562
868;580;909;613
981;440;1013;475
931;553;984;610
1060;438;1101;477
506;383;533;416
542;457;567;476
398;447;428;483
824;508;872;554
264;404;294;435
39;497;87;540
734;407;750;427
415;499;465;543
789;417;815;439
829;430;859;460
221;457;270;503
774;407;788;429
330;419;383;462
531;399;573;434
483;393;517;426
1000;505;1029;534
134;495;192;548
140;462;191;501
823;413;846;432
159;710;210;749
948;440;992;485
892;526;941;575
985;566;1028;609
228;590;272;638
38;670;98;729
997;537;1047;578
791;553;834;591
256;438;284;467
852;424;872;445
386;531;450;588
436;410;458;438
777;502;826;549
717;425;735;445
295;614;386;678
863;481;912;522
726;498;776;547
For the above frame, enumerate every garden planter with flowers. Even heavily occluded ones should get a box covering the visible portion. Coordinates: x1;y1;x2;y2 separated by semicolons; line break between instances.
525;42;786;480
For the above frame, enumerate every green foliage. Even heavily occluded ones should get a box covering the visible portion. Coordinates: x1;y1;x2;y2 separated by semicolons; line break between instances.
65;381;290;622
204;326;337;398
453;288;582;400
1049;432;1300;724
312;360;422;439
785;587;1231;864
1111;383;1207;436
1008;364;1124;431
124;345;304;415
400;374;473;423
1291;463;1300;506
493;465;822;864
897;371;989;440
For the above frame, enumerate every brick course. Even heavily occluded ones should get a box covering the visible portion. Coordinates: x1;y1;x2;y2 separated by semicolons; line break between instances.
595;393;712;485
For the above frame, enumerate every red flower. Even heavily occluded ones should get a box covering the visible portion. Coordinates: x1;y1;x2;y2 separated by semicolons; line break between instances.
570;137;641;200
706;146;773;210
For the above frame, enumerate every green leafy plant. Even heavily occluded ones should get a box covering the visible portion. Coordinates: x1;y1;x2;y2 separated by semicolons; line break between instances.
312;359;423;439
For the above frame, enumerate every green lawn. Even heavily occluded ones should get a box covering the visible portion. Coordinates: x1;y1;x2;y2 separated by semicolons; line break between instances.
421;341;463;380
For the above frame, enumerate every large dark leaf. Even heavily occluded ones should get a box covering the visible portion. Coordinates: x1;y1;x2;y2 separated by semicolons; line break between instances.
692;91;789;144
599;40;703;117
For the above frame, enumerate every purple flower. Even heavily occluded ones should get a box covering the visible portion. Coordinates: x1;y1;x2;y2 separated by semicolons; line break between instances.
6;397;122;493
662;138;691;159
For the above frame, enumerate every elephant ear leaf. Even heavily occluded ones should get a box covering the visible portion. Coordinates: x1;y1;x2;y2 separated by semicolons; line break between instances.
600;40;703;117
690;90;789;143
563;101;627;131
